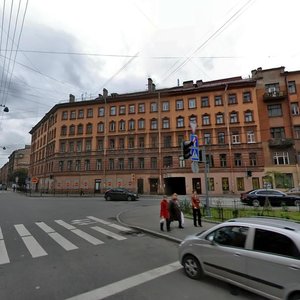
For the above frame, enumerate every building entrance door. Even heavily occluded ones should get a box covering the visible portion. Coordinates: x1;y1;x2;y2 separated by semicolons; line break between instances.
192;178;201;194
149;178;158;194
137;178;144;194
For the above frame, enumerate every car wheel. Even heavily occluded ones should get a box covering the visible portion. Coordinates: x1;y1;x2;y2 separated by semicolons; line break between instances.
294;200;300;207
127;196;132;201
252;199;260;207
106;195;111;201
288;292;300;300
182;255;204;280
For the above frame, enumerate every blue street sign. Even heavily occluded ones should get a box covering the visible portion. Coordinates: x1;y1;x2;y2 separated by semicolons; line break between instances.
190;134;199;161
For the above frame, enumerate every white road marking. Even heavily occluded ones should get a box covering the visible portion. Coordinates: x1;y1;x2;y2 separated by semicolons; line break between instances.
0;227;9;264
87;216;132;232
14;224;47;258
55;220;103;245
91;226;127;241
36;222;78;251
65;261;181;300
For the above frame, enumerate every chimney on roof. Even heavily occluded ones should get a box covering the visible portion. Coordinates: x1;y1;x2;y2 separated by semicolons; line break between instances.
183;80;194;88
69;94;75;102
148;78;155;92
196;80;203;87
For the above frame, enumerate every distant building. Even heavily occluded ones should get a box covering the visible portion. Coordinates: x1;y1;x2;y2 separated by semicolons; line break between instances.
28;67;300;195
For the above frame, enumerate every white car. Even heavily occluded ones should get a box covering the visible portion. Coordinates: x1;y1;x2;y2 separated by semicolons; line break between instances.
178;217;300;300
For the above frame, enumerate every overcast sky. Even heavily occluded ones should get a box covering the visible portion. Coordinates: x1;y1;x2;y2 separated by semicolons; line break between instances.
0;0;299;167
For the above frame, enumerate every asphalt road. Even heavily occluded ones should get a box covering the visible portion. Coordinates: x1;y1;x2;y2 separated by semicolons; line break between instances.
0;191;264;300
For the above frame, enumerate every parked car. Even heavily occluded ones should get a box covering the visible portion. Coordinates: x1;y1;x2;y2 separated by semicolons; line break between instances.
0;184;7;190
178;217;300;300
240;188;300;206
104;188;138;201
286;187;300;196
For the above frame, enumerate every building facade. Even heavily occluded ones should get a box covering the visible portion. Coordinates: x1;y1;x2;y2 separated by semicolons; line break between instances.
28;67;300;195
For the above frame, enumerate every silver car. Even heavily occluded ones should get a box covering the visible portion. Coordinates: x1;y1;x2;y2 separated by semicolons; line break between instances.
178;217;300;300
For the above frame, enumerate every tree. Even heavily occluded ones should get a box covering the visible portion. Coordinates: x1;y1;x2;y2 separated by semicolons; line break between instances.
9;168;28;187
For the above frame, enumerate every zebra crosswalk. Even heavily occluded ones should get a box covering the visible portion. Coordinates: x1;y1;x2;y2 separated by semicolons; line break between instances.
0;216;134;265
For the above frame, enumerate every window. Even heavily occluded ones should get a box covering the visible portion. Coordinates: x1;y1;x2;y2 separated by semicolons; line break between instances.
207;226;249;248
214;95;223;106
268;104;282;117
109;121;116;132
78;109;84;119
76;141;82;152
288;81;296;94
254;229;300;258
110;106;116;116
218;132;225;144
119;120;126;131
232;132;240;144
109;159;114;170
244;110;253;122
96;159;102;170
70;110;76;119
138;157;144;169
162;101;169;111
202;114;210;126
67;160;72;171
243;92;251;103
59;161;64;172
228;94;237;105
60;142;66;152
151;157;157;169
247;130;255;143
151;119;158;130
69;125;75;136
265;83;280;94
163;136;171;148
216;113;224;124
270;127;285;139
84;159;90;171
69;141;74;152
189;116;197;125
128;137;134;148
97;122;104;133
97;139;104;151
291;102;300;115
138;118;145;129
61;126;67;136
85;140;91;152
151;136;158;148
139;137;145;148
87;108;93;118
204;133;211;145
162;118;170;129
177;117;184;128
128;157;134;169
234;153;242;166
138;103;145;113
188;98;196;109
129;104;135;114
128;119;135;130
237;177;244;191
273;152;289;165
163;156;173;168
151;102;158;112
249;152;257;166
119;138;125;149
230;112;238;123
118;158;124;170
119;105;126;115
176;99;184;110
77;124;83;135
220;154;227;167
75;160;81;171
109;139;115;149
62;111;68;120
86;123;93;134
295;126;300;138
98;107;105;117
201;97;209;107
208;178;215;191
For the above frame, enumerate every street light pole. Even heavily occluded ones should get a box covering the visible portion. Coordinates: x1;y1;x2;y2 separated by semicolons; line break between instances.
202;145;211;217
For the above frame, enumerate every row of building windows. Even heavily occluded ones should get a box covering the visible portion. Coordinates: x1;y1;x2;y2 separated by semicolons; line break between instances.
60;92;254;121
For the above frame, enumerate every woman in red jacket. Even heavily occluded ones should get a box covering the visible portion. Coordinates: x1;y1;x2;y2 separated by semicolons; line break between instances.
160;195;170;231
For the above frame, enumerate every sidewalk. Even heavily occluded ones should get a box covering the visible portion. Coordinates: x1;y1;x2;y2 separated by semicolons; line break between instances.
117;204;217;243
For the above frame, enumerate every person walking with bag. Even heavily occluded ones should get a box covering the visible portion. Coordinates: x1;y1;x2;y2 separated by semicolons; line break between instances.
191;190;202;227
160;195;170;231
169;193;184;229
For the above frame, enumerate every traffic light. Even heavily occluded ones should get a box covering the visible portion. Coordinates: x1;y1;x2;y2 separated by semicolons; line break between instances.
182;140;193;159
247;170;252;177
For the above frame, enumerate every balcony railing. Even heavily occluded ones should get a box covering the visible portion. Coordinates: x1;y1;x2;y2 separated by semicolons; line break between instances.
263;91;286;101
268;138;294;148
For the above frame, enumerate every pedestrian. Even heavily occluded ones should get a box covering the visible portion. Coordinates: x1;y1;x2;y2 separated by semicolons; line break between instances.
191;190;202;227
160;195;170;231
169;193;184;229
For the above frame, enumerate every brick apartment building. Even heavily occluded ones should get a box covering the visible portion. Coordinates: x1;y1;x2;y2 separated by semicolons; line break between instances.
28;66;300;195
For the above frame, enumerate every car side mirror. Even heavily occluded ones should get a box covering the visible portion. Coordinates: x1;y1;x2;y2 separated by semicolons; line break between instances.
208;235;215;245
